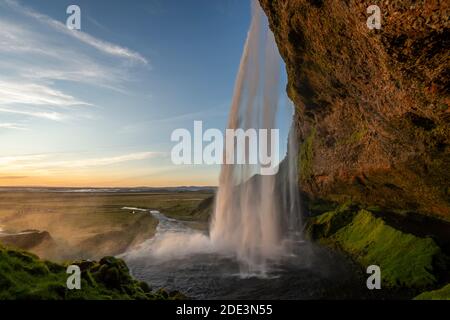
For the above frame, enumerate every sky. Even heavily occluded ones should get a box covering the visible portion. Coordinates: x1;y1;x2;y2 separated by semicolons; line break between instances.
0;0;292;187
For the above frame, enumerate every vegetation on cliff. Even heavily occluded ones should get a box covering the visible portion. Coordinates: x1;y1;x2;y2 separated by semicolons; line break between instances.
306;205;449;291
414;283;450;300
299;126;315;182
0;245;185;300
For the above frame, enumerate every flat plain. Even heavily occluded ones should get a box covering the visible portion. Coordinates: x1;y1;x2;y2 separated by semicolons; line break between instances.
0;190;213;261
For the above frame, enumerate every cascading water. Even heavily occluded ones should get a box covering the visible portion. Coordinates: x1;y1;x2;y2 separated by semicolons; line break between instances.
124;1;301;275
124;0;302;273
124;1;373;298
210;0;301;274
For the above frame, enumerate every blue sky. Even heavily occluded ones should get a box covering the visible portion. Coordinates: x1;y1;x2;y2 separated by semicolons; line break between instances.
0;0;292;187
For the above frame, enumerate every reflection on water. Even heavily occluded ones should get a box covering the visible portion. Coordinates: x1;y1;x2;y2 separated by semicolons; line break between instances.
122;211;373;300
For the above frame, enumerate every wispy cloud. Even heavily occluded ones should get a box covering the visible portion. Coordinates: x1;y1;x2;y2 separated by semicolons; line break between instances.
46;152;162;168
0;14;133;90
0;18;128;89
0;0;161;185
119;108;228;134
0;81;91;108
0;152;163;170
0;123;28;130
0;80;92;121
0;20;45;54
0;154;48;166
0;108;65;121
0;175;27;179
68;28;149;65
0;2;148;123
2;0;148;65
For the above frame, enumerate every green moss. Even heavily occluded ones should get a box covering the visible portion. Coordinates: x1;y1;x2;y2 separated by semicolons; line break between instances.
299;127;316;182
307;198;339;215
306;201;357;239
306;209;444;289
364;205;382;213
332;210;441;288
336;128;367;146
414;283;450;300
0;245;185;300
438;103;448;112
348;129;367;144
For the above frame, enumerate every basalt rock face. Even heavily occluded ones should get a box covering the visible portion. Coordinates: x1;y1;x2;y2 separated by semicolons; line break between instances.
259;0;449;220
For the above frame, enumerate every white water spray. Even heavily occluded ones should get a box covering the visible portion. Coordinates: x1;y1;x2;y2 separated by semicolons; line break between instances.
210;0;301;274
124;1;301;276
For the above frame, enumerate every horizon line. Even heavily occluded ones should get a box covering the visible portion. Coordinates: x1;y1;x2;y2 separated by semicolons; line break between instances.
0;185;218;189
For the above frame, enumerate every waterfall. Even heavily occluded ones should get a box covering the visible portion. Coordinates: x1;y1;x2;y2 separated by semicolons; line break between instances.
124;0;301;277
210;0;301;274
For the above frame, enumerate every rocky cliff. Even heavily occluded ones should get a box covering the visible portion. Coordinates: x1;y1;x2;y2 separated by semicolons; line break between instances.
259;0;449;221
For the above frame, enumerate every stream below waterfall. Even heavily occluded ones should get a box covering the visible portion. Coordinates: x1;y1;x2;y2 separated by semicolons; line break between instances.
122;210;381;299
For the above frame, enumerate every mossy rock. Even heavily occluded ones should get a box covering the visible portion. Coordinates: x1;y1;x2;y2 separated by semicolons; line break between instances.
414;284;450;300
306;201;357;239
155;288;169;299
168;290;188;300
138;281;152;293
299;127;316;182
307;198;339;216
306;208;446;289
44;260;66;273
0;245;185;300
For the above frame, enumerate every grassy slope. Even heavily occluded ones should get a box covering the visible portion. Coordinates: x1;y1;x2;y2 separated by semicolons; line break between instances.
414;284;450;300
0;245;184;300
306;205;448;291
187;196;214;221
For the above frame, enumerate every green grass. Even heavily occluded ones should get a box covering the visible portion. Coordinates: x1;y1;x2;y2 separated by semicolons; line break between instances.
0;191;213;223
0;246;185;300
0;245;184;300
332;210;441;288
306;201;356;238
307;208;444;289
414;283;450;300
